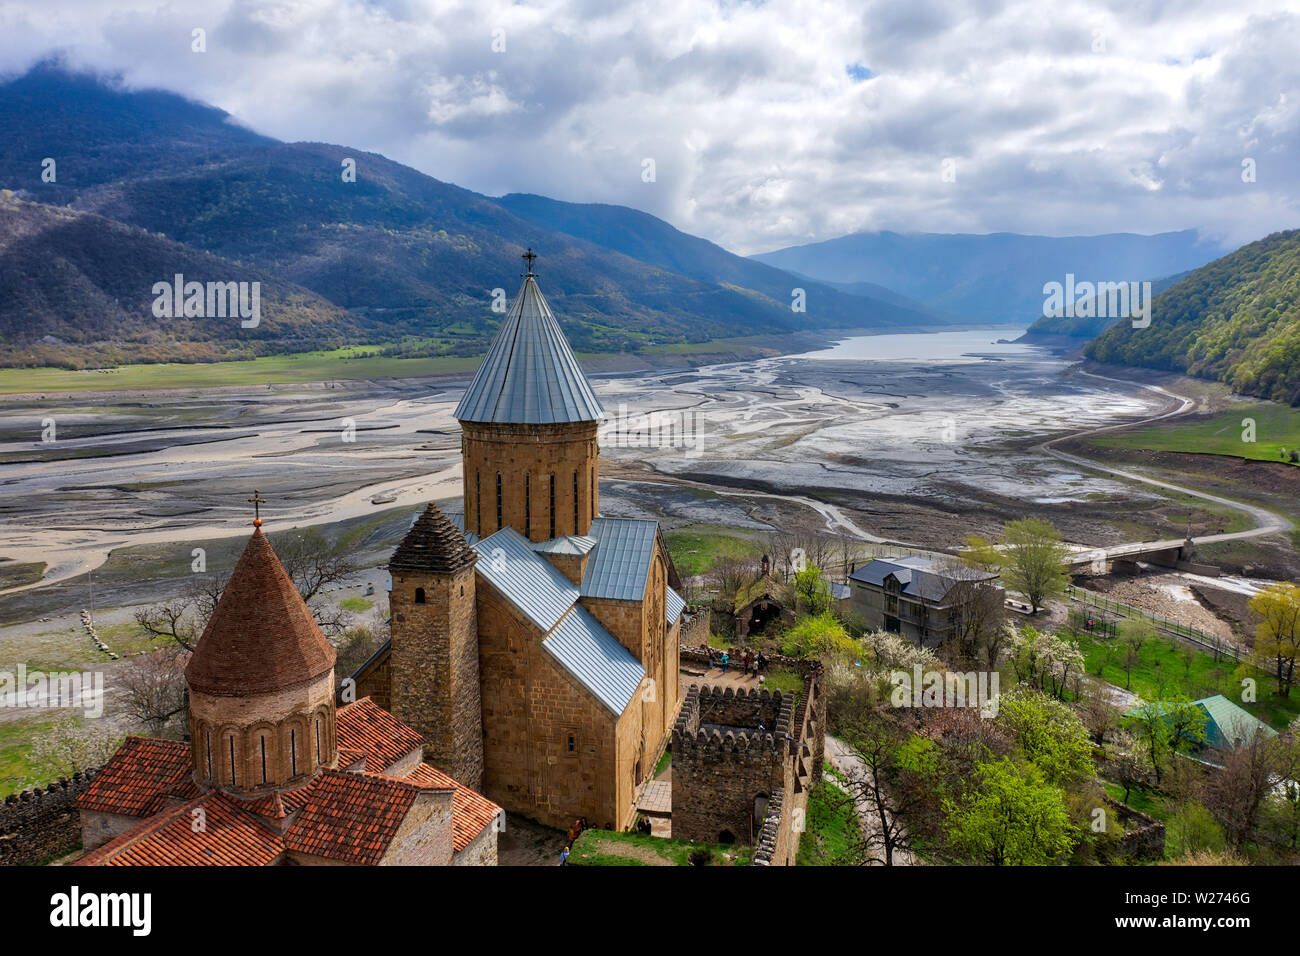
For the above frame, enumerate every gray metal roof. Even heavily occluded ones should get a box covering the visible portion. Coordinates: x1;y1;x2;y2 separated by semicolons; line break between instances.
472;526;579;631
454;275;606;425
848;556;996;603
542;605;645;714
532;534;598;556
581;517;659;602
665;586;686;626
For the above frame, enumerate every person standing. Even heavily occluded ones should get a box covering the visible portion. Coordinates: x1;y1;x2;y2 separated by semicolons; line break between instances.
560;845;570;866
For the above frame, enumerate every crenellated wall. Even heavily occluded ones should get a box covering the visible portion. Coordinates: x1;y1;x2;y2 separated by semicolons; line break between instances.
0;770;98;865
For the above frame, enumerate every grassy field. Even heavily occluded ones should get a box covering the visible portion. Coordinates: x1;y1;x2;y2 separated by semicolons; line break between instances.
0;346;488;395
797;779;862;865
567;829;750;866
1087;403;1300;465
1070;628;1300;730
664;526;760;577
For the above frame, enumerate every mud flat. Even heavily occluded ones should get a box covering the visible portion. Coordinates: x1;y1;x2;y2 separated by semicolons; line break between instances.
0;328;1284;609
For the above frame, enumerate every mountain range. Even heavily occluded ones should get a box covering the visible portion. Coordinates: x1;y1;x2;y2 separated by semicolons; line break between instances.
0;64;940;369
753;230;1226;324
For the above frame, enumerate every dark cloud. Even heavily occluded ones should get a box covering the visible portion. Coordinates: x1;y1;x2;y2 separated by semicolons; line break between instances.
0;0;1295;252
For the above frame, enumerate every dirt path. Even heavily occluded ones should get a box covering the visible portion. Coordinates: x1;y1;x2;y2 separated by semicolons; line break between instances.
1037;371;1294;554
824;734;918;866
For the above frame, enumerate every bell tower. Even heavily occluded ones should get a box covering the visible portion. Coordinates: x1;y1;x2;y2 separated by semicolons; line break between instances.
388;503;484;791
456;250;605;541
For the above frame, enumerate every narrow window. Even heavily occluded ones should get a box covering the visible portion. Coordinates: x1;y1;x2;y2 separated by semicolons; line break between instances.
496;473;503;529
525;474;531;538
573;471;579;531
229;737;236;785
475;471;481;532
568;735;576;753
414;587;426;605
590;467;596;520
290;729;297;776
549;473;556;539
315;718;322;764
205;731;212;780
260;736;267;784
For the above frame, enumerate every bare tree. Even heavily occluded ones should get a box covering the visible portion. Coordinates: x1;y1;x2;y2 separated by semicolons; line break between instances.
842;712;918;866
135;528;358;651
1205;730;1285;849
120;646;190;737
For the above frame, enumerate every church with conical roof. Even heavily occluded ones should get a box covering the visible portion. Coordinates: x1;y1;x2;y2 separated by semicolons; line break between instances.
73;525;503;866
354;253;685;831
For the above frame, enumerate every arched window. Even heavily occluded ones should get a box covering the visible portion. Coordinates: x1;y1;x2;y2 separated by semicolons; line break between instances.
525;474;531;538
414;587;426;605
315;717;322;765
205;730;213;780
590;467;596;520
475;471;481;532
260;735;268;784
573;471;579;532
290;728;297;777
228;736;237;786
496;473;503;529
549;473;556;539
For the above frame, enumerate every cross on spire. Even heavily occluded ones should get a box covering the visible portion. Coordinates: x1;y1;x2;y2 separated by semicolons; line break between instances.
522;247;538;276
248;489;267;528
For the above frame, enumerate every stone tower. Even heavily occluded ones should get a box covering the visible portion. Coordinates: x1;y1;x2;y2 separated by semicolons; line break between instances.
388;503;484;791
185;527;339;795
455;254;606;541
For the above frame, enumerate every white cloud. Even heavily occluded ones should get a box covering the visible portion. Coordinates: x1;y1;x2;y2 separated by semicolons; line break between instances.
2;0;1297;253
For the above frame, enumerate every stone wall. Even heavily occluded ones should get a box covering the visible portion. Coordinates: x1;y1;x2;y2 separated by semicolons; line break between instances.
0;770;97;865
680;607;711;647
1103;796;1166;862
671;654;824;865
751;786;792;866
671;685;795;845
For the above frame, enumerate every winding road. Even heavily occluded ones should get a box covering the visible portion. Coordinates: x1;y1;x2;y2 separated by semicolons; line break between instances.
1036;370;1293;566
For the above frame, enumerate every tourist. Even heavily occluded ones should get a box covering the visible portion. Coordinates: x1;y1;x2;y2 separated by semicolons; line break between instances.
720;652;729;674
743;651;752;674
568;819;582;844
560;845;570;866
757;652;768;673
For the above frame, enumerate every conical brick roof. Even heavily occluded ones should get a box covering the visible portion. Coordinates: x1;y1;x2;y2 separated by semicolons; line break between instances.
390;503;477;574
185;529;336;697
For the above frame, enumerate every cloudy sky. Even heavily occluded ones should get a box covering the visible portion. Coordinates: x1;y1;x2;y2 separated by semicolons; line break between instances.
2;0;1296;254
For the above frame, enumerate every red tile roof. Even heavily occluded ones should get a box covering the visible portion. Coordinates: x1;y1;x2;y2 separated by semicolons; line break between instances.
185;529;336;696
407;763;502;852
282;770;420;865
76;737;198;817
336;697;423;773
75;793;284;867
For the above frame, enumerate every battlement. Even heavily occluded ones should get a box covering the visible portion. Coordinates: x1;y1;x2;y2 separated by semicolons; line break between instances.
0;769;99;865
750;786;787;866
672;683;795;754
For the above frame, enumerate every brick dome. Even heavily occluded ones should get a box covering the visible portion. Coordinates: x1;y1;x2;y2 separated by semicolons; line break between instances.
186;529;336;697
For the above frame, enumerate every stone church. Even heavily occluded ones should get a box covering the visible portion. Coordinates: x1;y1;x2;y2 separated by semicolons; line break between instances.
74;524;503;866
355;257;685;830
